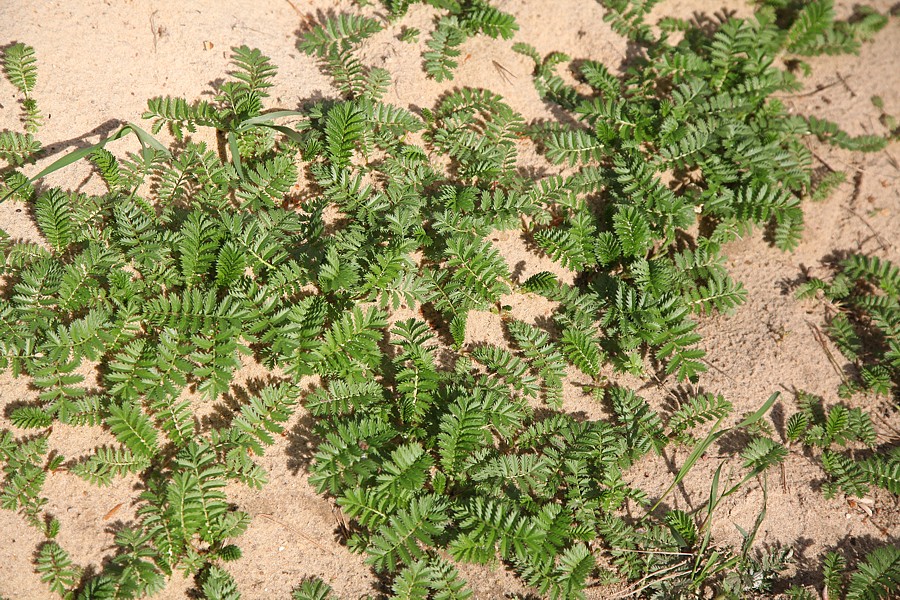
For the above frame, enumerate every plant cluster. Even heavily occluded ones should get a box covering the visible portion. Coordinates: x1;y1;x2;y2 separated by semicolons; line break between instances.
299;1;517;89
790;253;900;512
0;42;42;163
379;0;518;82
786;546;900;600
799;254;900;400
783;390;899;499
0;0;897;599
509;0;889;381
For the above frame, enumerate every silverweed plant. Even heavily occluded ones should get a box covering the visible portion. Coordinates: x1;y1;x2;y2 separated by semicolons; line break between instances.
0;0;897;599
790;252;900;547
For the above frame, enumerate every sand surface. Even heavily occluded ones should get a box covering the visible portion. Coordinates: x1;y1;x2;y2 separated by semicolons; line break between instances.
0;0;898;598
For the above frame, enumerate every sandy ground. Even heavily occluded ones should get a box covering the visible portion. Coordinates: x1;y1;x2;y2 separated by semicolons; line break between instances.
0;0;898;598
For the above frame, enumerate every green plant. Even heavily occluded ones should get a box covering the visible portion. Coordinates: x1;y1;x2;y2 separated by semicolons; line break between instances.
788;546;900;600
299;2;517;86
602;393;788;599
0;46;304;599
398;26;421;43
0;1;895;598
2;43;42;133
798;254;900;400
793;254;900;497
507;2;887;385
0;40;785;598
0;43;42;168
781;390;900;499
871;95;900;140
0;430;61;535
382;1;518;81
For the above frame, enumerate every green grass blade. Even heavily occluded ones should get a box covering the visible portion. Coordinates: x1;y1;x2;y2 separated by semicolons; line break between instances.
1;122;169;202
736;392;779;429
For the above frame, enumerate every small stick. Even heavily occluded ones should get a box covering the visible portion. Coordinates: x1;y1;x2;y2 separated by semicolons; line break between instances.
807;143;868;175
701;358;737;384
863;515;892;538
807;145;837;173
884;151;900;173
287;1;317;31
613;548;693;557
872;410;900;440
103;503;124;521
492;60;516;85
782;79;842;99
149;11;160;53
836;71;857;98
806;321;849;387
842;204;890;251
284;0;303;16
605;561;693;598
256;513;334;555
